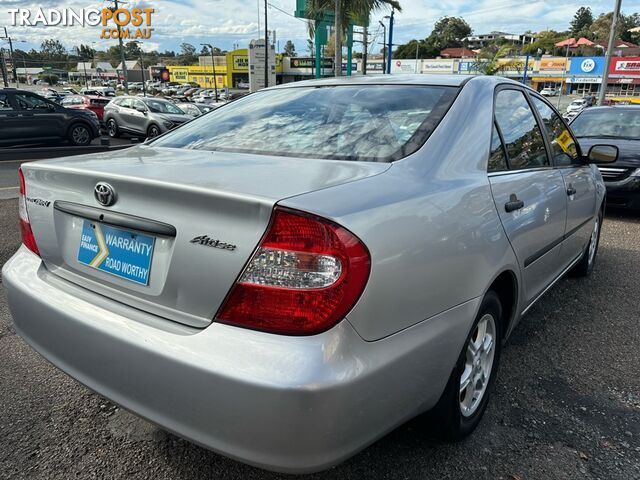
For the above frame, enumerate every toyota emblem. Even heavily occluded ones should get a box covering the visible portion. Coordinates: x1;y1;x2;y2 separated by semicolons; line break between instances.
94;182;116;207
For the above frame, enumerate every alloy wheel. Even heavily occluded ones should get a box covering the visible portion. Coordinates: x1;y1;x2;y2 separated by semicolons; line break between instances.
460;313;496;417
72;126;90;145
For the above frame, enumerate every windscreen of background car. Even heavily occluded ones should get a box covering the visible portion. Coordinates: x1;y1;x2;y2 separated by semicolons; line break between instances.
151;85;459;162
571;109;640;139
146;99;185;115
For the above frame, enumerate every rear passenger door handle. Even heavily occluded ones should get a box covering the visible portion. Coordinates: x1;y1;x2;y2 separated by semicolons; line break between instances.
504;194;524;213
566;186;576;196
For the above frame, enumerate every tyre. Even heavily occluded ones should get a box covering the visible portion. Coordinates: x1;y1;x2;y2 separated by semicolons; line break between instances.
68;123;92;146
430;291;503;441
106;118;119;138
572;208;603;277
147;124;160;138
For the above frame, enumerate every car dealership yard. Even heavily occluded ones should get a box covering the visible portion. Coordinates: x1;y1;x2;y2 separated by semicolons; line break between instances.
0;193;638;480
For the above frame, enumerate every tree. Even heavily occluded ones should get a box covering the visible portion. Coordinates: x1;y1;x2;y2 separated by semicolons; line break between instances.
200;45;210;56
180;42;197;57
570;7;593;38
393;16;471;59
283;40;297;57
305;0;402;75
427;16;472;52
473;44;512;75
40;39;66;58
125;41;142;57
76;44;96;61
591;12;640;43
522;30;566;56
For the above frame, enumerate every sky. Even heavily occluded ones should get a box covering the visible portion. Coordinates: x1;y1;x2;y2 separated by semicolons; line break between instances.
1;0;639;56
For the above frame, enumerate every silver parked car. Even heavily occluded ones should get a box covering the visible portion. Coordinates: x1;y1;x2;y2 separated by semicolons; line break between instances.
3;75;618;473
104;96;193;138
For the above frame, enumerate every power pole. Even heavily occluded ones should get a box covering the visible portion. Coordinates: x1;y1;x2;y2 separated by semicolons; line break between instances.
264;0;269;88
0;51;8;87
334;0;342;76
362;26;368;75
111;0;129;94
379;21;386;74
598;0;623;106
2;28;17;84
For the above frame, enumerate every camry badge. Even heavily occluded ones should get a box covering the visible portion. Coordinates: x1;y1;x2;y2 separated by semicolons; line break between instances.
94;182;116;207
190;235;237;251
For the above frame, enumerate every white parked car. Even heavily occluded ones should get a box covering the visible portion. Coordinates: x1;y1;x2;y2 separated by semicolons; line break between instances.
567;98;589;114
540;88;557;97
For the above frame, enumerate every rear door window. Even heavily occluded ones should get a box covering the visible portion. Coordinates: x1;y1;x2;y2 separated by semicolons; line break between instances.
0;93;13;111
15;93;52;111
494;89;549;170
530;96;579;166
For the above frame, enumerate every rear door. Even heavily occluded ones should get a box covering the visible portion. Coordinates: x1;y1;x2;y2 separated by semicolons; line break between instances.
0;91;21;142
529;95;596;267
488;87;568;305
14;92;67;139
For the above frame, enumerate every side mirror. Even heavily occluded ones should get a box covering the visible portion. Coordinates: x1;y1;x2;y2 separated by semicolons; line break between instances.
135;106;147;114
587;145;618;164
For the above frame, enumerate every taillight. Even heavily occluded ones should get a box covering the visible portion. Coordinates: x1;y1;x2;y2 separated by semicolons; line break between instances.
18;168;40;256
216;207;371;335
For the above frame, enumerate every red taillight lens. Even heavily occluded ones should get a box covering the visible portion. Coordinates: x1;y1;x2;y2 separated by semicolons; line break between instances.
216;207;371;335
18;168;40;256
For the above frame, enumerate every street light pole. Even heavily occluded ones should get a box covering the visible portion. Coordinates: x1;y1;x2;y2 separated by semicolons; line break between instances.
379;20;386;74
598;0;623;106
386;8;394;74
264;0;269;88
201;43;218;102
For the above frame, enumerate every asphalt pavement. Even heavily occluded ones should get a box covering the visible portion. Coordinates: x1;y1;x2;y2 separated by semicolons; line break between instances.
0;197;638;479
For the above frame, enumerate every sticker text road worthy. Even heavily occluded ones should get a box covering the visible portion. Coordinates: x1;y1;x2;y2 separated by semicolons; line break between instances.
77;220;155;285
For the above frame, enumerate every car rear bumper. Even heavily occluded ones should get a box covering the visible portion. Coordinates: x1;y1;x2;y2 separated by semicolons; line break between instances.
2;247;478;473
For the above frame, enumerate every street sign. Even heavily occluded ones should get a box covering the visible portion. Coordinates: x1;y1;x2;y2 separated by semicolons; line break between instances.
248;39;276;92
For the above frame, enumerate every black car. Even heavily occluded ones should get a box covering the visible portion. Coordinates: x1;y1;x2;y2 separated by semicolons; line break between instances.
0;88;101;147
571;105;640;210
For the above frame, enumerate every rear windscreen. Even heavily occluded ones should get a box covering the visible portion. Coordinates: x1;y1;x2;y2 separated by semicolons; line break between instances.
151;85;458;162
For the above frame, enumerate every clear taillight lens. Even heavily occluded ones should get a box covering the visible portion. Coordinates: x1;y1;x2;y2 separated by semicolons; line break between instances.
18;168;40;256
216;207;370;335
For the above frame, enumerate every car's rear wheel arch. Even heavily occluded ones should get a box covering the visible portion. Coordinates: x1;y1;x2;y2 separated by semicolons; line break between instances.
486;270;517;340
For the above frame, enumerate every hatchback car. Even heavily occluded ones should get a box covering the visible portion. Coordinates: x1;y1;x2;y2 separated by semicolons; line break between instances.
3;75;617;473
104;96;193;138
0;88;100;146
571;105;640;209
567;98;589;114
540;87;556;96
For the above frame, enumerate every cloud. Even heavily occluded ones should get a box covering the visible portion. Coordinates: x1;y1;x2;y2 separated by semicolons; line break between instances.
1;0;639;54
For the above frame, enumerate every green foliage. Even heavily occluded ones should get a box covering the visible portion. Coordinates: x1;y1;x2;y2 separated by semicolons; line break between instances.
521;30;566;56
592;11;640;43
284;40;297;57
570;7;594;38
394;16;471;59
39;73;59;85
473;44;512;76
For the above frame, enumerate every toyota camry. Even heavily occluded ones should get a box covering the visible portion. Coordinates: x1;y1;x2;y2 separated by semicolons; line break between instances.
2;75;618;473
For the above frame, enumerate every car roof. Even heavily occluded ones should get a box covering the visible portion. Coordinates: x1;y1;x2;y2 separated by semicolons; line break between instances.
581;105;640;111
269;74;479;89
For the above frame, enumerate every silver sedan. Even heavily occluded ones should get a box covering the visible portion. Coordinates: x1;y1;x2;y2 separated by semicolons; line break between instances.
3;75;618;473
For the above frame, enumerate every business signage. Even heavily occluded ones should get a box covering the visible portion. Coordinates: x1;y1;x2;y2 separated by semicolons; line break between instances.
569;57;605;76
233;55;248;71
391;59;419;74
566;77;601;84
421;60;454;74
496;58;533;76
458;61;478;73
290;57;333;69
538;58;566;72
341;62;358;72
610;57;640;76
366;62;385;71
249;39;276;92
